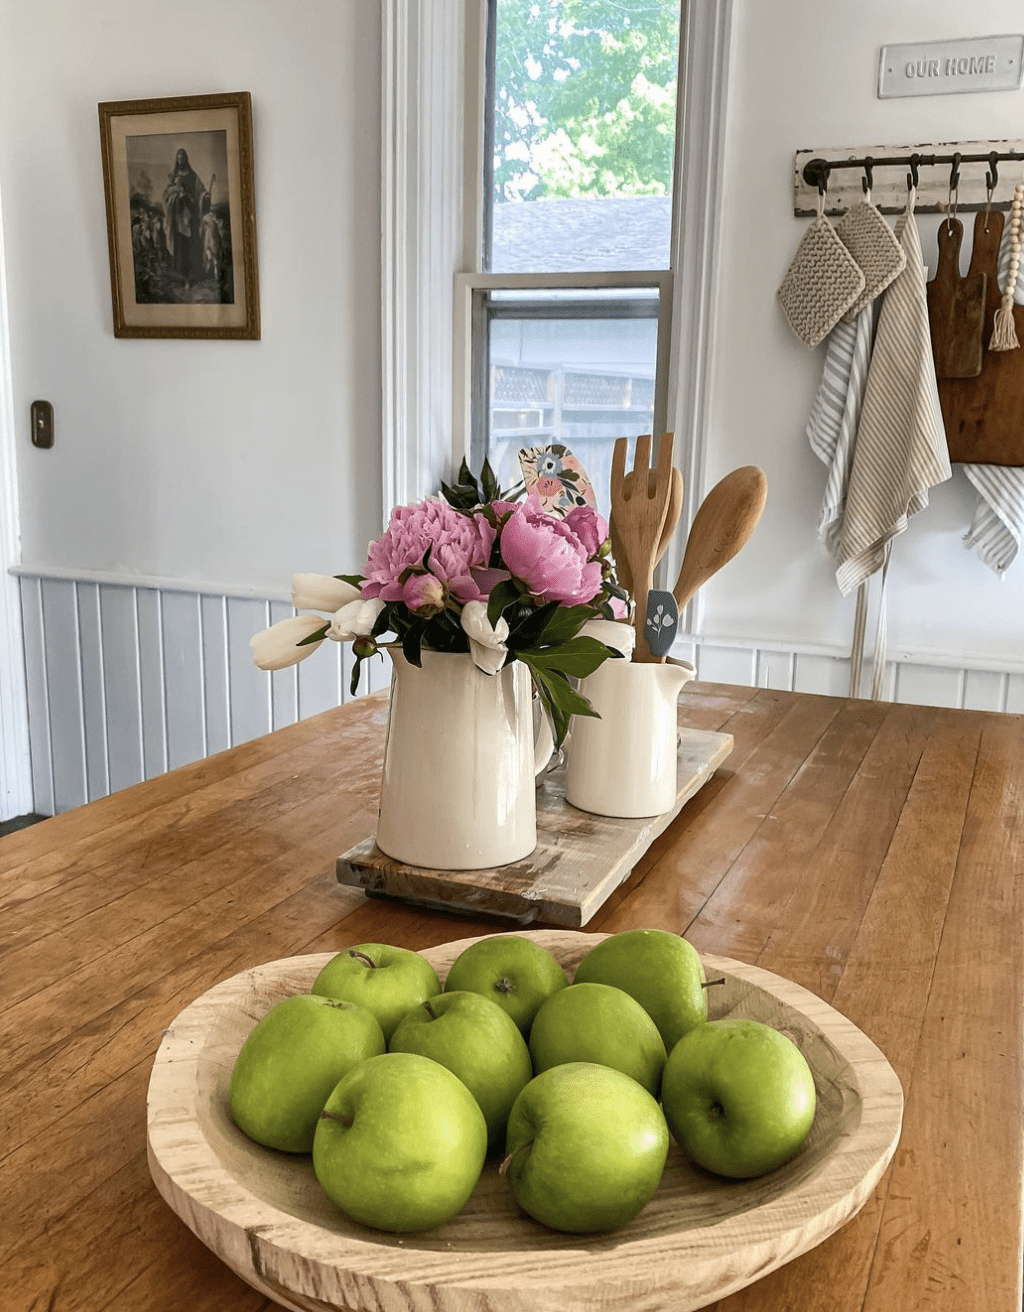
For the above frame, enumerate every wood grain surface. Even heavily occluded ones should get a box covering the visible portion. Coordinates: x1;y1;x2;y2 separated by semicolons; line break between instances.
938;209;1024;464
1;682;1022;1312
926;217;986;378
146;932;903;1312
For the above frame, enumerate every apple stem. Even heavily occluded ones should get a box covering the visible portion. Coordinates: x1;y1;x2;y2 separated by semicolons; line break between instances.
423;1000;437;1020
701;977;726;989
498;1141;532;1177
348;950;377;969
495;977;513;995
319;1110;354;1128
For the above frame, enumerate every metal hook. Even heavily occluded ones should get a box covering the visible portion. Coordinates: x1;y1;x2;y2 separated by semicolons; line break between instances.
816;161;830;197
907;153;920;191
950;151;962;192
862;157;874;197
986;150;1000;193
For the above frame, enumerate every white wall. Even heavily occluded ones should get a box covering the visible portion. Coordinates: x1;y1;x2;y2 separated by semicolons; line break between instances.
702;0;1024;674
0;0;383;595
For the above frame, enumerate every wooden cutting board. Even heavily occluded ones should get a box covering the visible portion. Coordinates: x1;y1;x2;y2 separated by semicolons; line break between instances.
938;210;1024;466
926;218;986;379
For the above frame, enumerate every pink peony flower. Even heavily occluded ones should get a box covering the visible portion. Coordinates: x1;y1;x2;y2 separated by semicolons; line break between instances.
498;493;603;605
400;572;446;615
563;504;609;558
362;501;495;604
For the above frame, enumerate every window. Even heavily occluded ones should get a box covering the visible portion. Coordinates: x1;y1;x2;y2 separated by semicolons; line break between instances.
458;0;682;511
380;0;730;582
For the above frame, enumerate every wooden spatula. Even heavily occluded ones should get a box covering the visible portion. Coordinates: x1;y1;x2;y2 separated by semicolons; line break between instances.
609;432;675;662
673;466;767;611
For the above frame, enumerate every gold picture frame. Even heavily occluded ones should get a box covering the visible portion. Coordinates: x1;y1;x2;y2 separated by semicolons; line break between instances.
98;92;260;339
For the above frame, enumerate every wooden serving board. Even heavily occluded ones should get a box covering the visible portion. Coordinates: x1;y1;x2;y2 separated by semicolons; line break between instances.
939;209;1024;465
336;727;733;927
146;932;904;1312
927;217;986;378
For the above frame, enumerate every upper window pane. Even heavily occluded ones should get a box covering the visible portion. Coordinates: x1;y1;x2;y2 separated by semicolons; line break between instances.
487;0;681;274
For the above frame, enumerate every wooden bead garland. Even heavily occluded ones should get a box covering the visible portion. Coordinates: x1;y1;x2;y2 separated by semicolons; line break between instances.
990;181;1023;351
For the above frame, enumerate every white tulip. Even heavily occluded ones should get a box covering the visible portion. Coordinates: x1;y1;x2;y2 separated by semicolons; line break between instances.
250;615;327;670
291;573;362;613
460;599;509;675
329;597;385;642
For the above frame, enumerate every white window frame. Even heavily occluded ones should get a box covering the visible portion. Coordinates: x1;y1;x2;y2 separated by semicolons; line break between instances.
381;0;733;609
452;269;675;477
0;184;32;819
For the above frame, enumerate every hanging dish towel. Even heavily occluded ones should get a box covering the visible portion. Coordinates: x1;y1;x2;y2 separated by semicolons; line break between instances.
806;302;878;694
961;207;1024;574
835;189;952;597
807;305;875;555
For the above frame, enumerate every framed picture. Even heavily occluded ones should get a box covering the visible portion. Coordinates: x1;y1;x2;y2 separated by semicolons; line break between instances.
98;92;260;339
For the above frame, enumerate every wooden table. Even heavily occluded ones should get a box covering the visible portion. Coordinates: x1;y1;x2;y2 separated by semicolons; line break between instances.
1;682;1021;1311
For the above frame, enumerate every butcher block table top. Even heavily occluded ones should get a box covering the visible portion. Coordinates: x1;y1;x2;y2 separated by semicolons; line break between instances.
1;681;1021;1312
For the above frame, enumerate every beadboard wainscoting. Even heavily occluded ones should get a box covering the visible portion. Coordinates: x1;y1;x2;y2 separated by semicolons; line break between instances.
14;567;1024;815
14;570;393;816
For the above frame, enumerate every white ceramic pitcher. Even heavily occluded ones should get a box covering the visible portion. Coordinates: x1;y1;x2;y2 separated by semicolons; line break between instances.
565;644;696;819
375;648;553;870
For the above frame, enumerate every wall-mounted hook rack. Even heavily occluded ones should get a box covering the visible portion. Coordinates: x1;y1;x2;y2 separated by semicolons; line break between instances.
793;139;1024;215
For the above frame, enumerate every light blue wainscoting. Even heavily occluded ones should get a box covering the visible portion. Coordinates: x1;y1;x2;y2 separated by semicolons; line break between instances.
13;569;1024;815
15;572;391;815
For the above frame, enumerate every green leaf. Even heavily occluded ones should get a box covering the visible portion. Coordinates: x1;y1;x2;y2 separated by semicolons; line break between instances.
402;624;423;668
520;635;618;679
349;654;364;698
297;622;330;647
336;573;364;587
509;601;596;651
486;578;523;629
480;458;500;503
521;658;600;749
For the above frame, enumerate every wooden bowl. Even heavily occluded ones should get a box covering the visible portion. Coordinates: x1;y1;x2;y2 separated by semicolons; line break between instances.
147;930;903;1312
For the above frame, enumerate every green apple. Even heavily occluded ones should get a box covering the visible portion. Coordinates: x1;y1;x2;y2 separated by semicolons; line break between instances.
502;1062;669;1233
661;1017;817;1179
442;934;568;1035
388;990;533;1149
528;981;666;1096
311;943;441;1041
572;928;708;1052
312;1051;488;1232
228;993;386;1153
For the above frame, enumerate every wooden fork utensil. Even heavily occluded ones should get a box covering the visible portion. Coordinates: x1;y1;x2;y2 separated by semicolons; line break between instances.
610;464;683;596
609;432;675;662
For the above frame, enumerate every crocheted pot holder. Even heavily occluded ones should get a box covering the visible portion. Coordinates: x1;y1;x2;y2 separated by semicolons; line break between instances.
777;213;866;348
836;200;907;322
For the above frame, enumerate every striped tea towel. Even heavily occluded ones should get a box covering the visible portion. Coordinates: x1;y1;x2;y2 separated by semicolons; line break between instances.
806;303;876;557
959;220;1024;574
835;193;952;596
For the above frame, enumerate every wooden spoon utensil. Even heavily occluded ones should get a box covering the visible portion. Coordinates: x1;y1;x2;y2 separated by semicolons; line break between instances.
673;466;768;612
610;432;675;662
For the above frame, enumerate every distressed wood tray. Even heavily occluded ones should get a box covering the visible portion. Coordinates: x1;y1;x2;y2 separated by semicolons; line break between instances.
146;930;904;1312
336;727;733;926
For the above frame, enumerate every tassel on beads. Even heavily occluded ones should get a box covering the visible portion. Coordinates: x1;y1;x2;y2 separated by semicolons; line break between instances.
990;182;1023;352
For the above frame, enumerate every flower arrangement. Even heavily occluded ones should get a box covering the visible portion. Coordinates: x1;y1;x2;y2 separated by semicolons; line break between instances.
251;460;628;745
